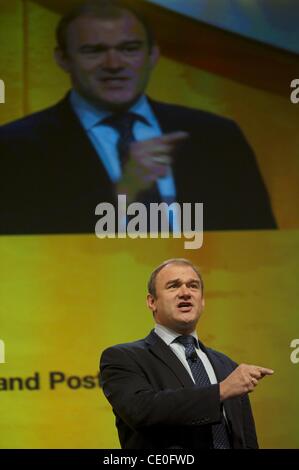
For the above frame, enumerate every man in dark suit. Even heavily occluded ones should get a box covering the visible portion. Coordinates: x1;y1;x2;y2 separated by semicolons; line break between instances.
0;0;276;234
100;258;274;449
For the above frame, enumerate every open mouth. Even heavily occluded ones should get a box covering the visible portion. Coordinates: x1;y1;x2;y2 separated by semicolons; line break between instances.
100;77;129;85
177;301;193;312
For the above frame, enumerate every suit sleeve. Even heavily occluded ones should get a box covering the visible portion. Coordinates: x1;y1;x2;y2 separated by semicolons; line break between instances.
241;394;259;449
100;346;223;431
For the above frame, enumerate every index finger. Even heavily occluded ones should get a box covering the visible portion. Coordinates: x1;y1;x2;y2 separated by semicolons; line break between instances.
256;366;274;376
159;131;190;144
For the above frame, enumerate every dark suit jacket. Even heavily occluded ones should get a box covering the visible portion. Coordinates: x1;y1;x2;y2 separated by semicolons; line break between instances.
100;330;259;449
0;94;276;234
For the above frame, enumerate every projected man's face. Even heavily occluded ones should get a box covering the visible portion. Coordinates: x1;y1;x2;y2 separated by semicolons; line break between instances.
55;11;159;111
147;263;205;335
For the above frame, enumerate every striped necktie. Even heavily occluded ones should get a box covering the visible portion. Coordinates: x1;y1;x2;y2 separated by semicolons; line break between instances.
103;112;161;208
103;112;143;168
176;335;231;449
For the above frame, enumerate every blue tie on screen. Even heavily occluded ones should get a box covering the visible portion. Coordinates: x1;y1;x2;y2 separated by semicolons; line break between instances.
176;335;231;449
103;112;159;193
103;112;142;169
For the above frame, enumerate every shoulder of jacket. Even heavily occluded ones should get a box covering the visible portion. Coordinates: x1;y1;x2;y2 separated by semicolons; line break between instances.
148;98;237;128
0;96;69;137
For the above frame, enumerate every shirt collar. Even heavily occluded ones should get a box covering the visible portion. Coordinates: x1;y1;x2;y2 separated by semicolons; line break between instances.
70;90;153;131
154;324;199;349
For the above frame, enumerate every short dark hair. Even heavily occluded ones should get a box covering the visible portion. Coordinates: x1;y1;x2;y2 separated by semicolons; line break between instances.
148;259;204;298
56;0;155;53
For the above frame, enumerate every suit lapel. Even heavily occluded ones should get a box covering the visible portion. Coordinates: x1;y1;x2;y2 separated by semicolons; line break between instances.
203;344;244;447
148;99;182;134
145;330;194;388
148;99;197;203
199;342;228;383
53;95;115;200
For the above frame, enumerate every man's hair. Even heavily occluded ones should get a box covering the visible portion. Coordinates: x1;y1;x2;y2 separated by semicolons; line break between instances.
147;259;204;298
56;0;155;54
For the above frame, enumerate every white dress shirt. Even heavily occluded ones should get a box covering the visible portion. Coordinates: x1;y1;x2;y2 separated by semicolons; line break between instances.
154;323;218;385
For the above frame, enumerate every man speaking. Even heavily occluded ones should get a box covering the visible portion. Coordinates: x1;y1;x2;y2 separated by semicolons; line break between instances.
100;258;274;449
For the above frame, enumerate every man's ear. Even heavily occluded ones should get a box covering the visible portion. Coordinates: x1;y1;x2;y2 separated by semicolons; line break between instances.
149;44;160;68
54;48;71;74
146;293;156;314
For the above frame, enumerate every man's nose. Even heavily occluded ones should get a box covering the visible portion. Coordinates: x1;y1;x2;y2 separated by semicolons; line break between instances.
178;284;191;297
102;49;124;70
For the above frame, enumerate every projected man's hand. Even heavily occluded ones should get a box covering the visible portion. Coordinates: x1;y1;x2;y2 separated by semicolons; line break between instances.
116;131;189;203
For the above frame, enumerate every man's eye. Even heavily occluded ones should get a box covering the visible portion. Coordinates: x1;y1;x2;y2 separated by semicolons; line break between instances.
81;49;102;55
121;45;141;53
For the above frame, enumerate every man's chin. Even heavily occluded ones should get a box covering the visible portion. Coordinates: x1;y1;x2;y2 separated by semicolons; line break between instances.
173;318;197;334
86;90;140;112
103;100;135;112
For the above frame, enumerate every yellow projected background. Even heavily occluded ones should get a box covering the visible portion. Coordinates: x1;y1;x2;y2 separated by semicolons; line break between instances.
1;232;299;448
